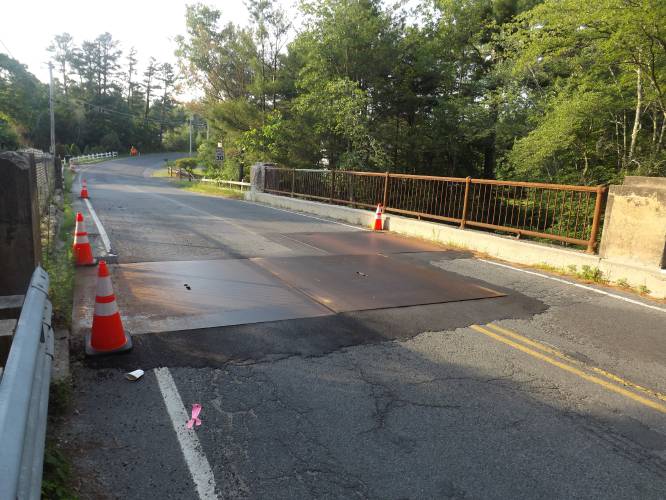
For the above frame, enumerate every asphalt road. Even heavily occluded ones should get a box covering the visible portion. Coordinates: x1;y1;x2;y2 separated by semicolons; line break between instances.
62;154;666;499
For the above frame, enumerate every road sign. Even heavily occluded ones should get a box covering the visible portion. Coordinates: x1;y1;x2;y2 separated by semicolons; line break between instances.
215;147;224;162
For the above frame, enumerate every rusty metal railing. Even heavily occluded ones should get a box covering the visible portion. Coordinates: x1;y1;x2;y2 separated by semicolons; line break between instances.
264;168;607;253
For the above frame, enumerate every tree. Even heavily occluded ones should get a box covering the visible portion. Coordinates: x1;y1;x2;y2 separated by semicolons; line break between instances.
246;0;291;111
95;33;121;96
157;62;177;144
47;33;74;96
176;4;256;101
0;53;48;149
498;0;666;182
125;46;138;108
143;57;159;119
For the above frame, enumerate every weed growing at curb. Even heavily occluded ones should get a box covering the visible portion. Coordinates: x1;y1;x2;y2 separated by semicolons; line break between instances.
41;170;78;499
43;170;75;327
616;278;630;289
578;265;606;283
173;180;246;199
532;262;659;298
42;378;77;499
42;444;76;500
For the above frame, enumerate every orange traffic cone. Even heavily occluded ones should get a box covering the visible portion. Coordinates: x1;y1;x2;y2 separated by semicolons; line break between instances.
80;181;89;199
85;261;132;356
373;204;384;231
73;212;96;266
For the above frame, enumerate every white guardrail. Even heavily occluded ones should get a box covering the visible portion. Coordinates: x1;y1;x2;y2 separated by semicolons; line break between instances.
0;267;54;499
70;151;118;163
200;178;251;191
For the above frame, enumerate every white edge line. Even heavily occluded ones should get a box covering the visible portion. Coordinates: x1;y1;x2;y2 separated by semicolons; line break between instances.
241;199;369;231
154;367;219;500
83;198;113;255
479;259;666;314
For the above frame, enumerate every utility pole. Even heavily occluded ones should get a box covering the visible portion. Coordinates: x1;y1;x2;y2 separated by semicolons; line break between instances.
48;63;56;156
189;116;193;156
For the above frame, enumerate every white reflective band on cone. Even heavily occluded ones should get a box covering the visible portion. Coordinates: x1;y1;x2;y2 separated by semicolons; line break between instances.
94;299;119;317
75;234;89;244
96;276;114;297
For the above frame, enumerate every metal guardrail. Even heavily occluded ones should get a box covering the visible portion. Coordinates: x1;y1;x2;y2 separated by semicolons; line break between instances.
167;166;251;190
200;178;251;191
0;267;54;500
70;151;118;163
264;168;607;253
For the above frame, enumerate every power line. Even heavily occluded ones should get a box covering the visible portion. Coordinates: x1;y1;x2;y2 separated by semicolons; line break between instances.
53;95;201;128
0;38;16;59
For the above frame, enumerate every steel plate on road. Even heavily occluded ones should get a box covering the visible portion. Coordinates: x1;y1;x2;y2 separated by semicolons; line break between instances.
283;231;450;255
253;254;504;312
74;259;332;335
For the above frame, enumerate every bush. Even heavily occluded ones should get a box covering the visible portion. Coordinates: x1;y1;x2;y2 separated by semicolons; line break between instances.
175;157;198;173
0;112;20;151
100;131;121;151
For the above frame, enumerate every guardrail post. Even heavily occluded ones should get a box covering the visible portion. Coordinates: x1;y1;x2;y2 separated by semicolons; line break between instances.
587;185;607;254
460;176;471;229
291;169;296;197
383;171;390;208
330;169;335;203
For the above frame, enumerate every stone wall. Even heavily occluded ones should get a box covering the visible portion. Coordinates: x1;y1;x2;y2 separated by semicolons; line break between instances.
0;153;42;295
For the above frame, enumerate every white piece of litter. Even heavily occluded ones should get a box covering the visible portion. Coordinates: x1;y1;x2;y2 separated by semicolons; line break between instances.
125;369;145;381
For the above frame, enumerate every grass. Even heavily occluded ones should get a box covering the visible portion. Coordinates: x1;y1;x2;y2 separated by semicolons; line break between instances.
531;262;659;298
43;169;76;327
175;180;246;199
532;263;608;284
41;168;78;498
152;165;247;199
42;378;77;500
42;444;76;500
151;168;172;178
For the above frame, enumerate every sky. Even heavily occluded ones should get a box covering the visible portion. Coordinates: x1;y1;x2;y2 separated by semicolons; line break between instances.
1;0;296;99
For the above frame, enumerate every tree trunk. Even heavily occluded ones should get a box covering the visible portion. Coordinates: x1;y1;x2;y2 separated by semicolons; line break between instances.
483;140;495;179
629;64;642;163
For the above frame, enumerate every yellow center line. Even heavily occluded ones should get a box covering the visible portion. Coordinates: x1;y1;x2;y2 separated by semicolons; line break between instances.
469;324;666;414
484;323;666;404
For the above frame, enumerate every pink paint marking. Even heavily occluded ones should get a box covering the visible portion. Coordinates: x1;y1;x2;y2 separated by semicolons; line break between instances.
186;403;202;429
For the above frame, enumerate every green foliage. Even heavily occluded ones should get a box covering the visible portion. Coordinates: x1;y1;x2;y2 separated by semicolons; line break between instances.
42;377;76;499
41;442;77;500
577;265;606;283
0;111;20;150
175;181;246;199
175;157;198;175
1;32;188;153
44;187;75;326
0;54;48;149
499;0;666;182
174;0;665;185
615;278;630;289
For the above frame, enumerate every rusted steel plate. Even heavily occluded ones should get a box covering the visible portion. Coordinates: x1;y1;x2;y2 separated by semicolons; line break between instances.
73;259;332;335
282;231;449;255
252;254;504;313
